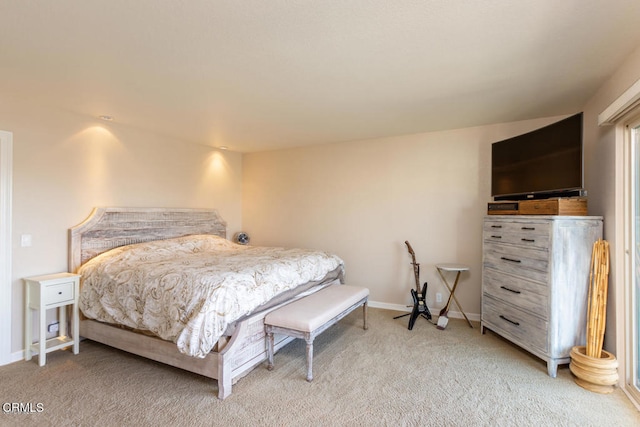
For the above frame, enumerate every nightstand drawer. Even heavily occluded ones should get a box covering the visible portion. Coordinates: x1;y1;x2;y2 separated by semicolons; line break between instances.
45;282;74;305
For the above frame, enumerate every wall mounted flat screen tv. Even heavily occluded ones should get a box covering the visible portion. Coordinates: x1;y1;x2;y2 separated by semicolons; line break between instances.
491;112;584;201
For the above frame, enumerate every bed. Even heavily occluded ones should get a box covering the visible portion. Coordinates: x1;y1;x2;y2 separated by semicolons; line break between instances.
68;207;344;399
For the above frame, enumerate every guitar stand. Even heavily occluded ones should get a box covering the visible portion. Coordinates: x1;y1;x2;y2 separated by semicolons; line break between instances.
393;283;433;330
396;241;435;330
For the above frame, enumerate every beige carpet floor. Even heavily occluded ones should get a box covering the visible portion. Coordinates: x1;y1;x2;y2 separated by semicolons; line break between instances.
1;308;639;426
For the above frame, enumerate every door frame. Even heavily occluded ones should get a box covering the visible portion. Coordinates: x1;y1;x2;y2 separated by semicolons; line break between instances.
623;115;640;407
0;130;12;366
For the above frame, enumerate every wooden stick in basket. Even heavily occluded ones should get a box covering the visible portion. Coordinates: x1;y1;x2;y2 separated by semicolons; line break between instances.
588;241;598;357
592;242;602;356
591;241;604;357
586;241;597;357
587;240;600;357
586;240;609;358
596;241;610;355
597;242;609;355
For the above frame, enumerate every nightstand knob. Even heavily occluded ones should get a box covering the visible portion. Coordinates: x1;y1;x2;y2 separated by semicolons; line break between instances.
58;291;62;295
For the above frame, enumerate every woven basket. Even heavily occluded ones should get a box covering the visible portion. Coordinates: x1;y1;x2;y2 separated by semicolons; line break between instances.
570;346;618;394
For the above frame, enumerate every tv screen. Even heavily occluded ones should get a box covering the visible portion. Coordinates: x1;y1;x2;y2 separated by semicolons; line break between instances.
491;113;584;201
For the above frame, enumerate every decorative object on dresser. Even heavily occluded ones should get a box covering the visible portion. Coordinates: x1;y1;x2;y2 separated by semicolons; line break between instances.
488;197;587;216
570;239;619;393
24;273;80;366
265;285;369;382
481;215;603;377
487;201;520;215
518;197;587;216
393;241;432;330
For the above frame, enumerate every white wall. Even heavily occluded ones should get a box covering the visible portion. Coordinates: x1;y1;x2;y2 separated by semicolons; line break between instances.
242;116;567;316
0;100;243;357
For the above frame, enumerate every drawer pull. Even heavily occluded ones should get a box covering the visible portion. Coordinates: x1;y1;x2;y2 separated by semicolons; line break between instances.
500;256;522;263
58;291;62;295
521;226;536;230
491;235;502;239
521;238;535;242
499;315;520;326
500;286;521;294
491;225;502;229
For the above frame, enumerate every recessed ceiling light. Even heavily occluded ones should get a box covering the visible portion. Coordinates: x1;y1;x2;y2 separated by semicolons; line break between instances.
99;115;114;121
219;146;228;150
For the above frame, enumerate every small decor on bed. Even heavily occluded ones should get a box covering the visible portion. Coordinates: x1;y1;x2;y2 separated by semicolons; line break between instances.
233;231;250;245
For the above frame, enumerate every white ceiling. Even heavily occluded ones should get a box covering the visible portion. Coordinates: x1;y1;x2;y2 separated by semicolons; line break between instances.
2;1;640;152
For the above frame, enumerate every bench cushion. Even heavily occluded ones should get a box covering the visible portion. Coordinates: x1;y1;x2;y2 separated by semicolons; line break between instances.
265;285;369;332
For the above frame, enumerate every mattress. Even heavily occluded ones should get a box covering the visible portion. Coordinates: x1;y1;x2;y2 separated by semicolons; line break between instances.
77;234;345;357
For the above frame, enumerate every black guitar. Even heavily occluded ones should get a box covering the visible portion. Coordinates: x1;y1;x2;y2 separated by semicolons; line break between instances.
393;241;432;330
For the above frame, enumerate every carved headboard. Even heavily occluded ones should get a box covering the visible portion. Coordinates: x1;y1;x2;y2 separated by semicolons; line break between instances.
68;207;227;273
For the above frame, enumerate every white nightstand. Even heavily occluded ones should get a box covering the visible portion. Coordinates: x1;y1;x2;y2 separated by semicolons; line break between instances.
24;272;80;366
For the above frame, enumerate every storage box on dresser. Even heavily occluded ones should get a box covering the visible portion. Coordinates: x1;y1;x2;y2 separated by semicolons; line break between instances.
481;215;603;377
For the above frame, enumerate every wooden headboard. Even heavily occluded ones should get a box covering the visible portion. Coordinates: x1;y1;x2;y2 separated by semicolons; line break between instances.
68;207;227;273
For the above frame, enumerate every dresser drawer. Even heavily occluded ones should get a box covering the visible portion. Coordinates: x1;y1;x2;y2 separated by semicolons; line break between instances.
484;220;550;250
483;242;549;283
483;268;548;318
45;282;74;305
482;295;548;353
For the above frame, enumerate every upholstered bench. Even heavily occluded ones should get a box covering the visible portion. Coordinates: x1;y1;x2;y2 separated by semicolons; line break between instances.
265;285;369;381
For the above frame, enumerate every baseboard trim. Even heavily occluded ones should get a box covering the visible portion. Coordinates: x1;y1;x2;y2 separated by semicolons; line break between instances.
3;301;480;368
368;300;480;322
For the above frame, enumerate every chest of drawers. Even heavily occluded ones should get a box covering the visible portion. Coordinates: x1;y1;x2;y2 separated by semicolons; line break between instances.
481;215;602;377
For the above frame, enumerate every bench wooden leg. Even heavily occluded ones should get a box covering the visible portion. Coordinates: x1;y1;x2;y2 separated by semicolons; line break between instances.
363;301;368;330
266;330;275;371
305;334;313;382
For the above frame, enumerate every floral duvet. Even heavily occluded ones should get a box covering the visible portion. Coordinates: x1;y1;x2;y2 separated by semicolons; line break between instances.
78;234;344;357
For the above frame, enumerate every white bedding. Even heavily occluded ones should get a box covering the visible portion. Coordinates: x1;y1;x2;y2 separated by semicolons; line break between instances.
78;234;344;357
